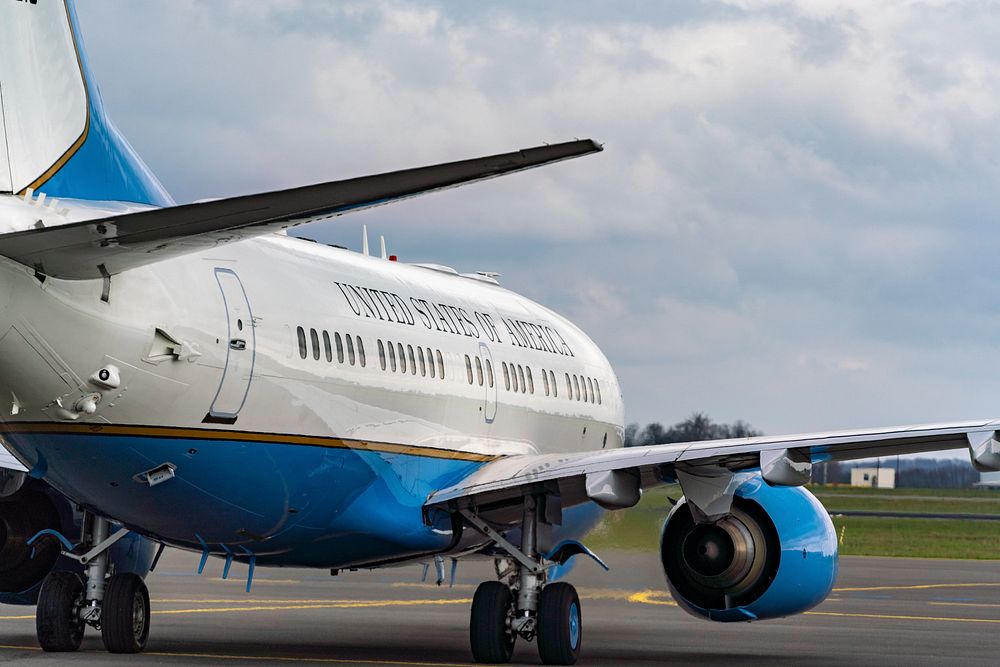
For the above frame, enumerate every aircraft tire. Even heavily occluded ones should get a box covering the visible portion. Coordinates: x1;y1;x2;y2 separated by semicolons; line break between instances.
101;573;150;654
470;580;515;663
36;571;85;652
537;582;581;665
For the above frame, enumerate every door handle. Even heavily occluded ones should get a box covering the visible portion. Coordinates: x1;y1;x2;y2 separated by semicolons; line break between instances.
229;338;247;351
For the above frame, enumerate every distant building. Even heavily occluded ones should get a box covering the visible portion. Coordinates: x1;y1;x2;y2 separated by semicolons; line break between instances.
850;467;896;489
977;471;1000;488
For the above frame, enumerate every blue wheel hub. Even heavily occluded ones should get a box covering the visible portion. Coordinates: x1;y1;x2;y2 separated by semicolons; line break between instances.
568;601;580;649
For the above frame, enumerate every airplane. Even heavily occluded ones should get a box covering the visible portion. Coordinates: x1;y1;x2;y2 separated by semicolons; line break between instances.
1;1;999;664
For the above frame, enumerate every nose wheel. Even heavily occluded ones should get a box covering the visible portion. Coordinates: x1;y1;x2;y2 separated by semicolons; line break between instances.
469;579;583;665
470;581;516;663
461;495;590;666
101;573;151;653
36;571;85;652
32;513;151;654
537;583;582;665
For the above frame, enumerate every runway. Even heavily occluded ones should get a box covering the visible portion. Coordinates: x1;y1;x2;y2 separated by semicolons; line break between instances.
2;549;1000;666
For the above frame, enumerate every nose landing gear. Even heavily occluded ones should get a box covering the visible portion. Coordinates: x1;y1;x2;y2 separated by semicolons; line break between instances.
462;496;594;665
33;514;150;654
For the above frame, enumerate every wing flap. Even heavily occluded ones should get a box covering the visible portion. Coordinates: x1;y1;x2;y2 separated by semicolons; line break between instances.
0;139;602;279
427;419;996;511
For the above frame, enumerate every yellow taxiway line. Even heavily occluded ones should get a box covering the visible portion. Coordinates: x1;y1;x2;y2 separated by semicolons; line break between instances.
2;581;999;666
832;582;1000;592
928;600;1000;609
0;598;472;621
625;588;1000;624
804;611;1000;624
0;645;473;667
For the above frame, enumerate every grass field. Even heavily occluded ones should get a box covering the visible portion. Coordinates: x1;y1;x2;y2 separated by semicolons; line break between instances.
587;484;1000;559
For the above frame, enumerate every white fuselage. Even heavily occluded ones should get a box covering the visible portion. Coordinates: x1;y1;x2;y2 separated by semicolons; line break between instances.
0;196;624;564
0;198;623;455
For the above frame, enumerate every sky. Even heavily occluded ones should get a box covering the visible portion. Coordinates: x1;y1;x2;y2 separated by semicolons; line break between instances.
75;0;1000;440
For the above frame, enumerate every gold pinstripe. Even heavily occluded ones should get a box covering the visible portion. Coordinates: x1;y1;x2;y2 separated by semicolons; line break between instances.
0;422;499;463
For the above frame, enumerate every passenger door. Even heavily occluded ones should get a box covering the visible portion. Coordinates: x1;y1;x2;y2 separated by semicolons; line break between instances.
207;268;255;423
479;342;497;424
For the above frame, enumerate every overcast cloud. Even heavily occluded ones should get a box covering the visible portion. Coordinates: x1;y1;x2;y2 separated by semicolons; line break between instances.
76;1;1000;438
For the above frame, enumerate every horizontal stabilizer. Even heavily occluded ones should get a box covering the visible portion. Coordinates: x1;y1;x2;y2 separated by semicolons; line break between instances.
0;140;602;279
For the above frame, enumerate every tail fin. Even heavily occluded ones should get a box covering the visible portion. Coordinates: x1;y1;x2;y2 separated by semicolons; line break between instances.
0;0;172;206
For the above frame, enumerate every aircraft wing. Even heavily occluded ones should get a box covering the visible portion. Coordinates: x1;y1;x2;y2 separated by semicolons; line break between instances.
426;419;1000;514
0;440;28;473
0;140;601;280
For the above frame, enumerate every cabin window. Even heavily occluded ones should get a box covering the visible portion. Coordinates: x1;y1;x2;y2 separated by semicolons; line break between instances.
486;359;494;388
417;346;426;376
465;355;474;384
517;365;526;394
346;335;356;366
398;343;407;373
323;331;333;363
551;370;558;398
512;364;519;393
378;340;386;371
573;375;580;401
407;345;416;375
309;328;320;361
581;376;588;402
595;378;602;405
503;362;511;390
526;367;534;394
475;357;484;386
335;333;344;364
436;350;445;379
388;340;397;372
296;326;307;359
542;368;550;396
357;337;366;368
428;348;436;378
587;377;594;403
565;373;572;398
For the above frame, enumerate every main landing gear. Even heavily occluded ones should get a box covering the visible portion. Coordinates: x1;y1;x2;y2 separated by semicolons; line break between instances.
462;496;587;665
34;514;150;654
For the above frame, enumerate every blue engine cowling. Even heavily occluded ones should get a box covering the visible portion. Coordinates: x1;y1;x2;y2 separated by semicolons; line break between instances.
0;478;157;606
660;475;837;622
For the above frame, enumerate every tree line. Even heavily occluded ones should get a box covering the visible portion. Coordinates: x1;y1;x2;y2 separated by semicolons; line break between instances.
623;412;761;447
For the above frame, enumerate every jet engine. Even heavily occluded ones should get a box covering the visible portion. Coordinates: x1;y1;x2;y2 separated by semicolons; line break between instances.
0;478;157;605
660;476;837;622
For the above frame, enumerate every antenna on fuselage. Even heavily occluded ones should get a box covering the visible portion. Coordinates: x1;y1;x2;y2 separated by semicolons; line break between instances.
380;235;388;260
362;224;370;256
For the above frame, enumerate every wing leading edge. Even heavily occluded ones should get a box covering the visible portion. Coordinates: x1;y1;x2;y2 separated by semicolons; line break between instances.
0;440;27;473
426;419;1000;514
0;139;602;280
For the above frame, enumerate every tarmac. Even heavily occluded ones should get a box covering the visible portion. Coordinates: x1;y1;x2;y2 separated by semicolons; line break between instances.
2;548;1000;666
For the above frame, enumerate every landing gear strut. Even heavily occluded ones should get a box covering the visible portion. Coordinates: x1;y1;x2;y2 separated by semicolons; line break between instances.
464;496;584;665
34;514;150;654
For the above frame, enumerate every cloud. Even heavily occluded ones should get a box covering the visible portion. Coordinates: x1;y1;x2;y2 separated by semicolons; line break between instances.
76;1;1000;436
